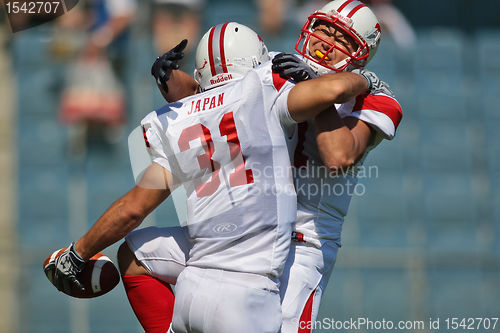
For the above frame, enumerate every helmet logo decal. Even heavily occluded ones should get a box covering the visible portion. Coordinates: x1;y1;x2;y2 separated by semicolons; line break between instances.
210;74;233;86
198;59;208;70
366;25;381;47
325;10;353;27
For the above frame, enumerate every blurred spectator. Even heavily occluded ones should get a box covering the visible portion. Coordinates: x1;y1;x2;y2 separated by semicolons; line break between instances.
293;0;328;26
56;0;137;140
53;0;136;60
151;0;205;55
256;0;329;36
83;0;137;75
362;0;416;49
256;0;288;35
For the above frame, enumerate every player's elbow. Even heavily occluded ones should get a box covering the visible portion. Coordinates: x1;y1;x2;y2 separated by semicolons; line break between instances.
123;208;144;224
120;204;147;231
331;82;358;104
322;152;356;172
318;82;351;106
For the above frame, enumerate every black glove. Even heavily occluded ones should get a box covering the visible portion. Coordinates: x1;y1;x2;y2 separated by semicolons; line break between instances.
47;242;86;293
151;39;188;93
351;68;394;97
272;53;318;82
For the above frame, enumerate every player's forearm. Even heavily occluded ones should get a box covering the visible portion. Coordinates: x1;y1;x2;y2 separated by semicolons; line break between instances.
327;72;369;103
75;186;169;260
163;70;199;102
75;195;143;260
287;72;367;122
314;110;359;170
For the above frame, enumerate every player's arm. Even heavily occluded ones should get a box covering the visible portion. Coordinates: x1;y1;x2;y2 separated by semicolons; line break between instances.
48;163;171;292
162;70;199;101
272;53;381;123
151;39;199;102
314;73;398;171
286;72;368;123
272;54;382;170
287;73;375;170
74;185;167;259
75;162;171;260
315;112;374;171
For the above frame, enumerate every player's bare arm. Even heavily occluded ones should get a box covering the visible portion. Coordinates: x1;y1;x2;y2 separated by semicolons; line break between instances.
286;71;368;123
163;69;199;101
45;163;171;294
313;71;396;170
271;54;385;169
315;112;374;170
74;186;169;260
75;162;171;260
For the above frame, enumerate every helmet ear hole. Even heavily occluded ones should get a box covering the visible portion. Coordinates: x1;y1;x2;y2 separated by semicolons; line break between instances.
235;27;239;32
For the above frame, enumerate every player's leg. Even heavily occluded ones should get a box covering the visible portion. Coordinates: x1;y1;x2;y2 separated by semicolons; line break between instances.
171;267;282;333
118;226;191;332
119;242;175;332
280;240;339;333
117;239;149;276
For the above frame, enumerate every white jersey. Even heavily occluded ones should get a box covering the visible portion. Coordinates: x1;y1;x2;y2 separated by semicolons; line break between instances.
141;61;298;278
293;89;403;246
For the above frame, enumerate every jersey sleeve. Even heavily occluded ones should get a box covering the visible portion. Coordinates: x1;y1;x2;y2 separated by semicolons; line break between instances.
247;61;296;134
270;71;297;128
140;111;172;172
349;92;403;140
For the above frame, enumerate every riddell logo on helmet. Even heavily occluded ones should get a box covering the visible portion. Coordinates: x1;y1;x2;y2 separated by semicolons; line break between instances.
328;10;353;27
210;74;233;85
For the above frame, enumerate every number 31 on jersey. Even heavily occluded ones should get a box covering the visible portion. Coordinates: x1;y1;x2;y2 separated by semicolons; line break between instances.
177;111;254;198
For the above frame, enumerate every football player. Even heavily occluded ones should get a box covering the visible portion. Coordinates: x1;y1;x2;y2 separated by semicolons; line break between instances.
121;1;402;332
46;22;372;333
118;1;401;333
273;1;402;331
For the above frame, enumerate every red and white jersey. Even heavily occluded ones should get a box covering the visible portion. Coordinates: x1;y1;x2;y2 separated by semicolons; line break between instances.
141;61;298;278
293;87;403;246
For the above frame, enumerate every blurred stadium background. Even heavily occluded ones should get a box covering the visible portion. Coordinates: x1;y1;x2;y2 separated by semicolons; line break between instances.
1;0;500;332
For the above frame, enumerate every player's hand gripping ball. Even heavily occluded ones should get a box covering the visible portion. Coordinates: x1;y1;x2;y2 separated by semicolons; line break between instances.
43;243;120;298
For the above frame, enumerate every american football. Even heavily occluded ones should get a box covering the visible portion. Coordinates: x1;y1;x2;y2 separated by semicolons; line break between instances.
43;248;120;298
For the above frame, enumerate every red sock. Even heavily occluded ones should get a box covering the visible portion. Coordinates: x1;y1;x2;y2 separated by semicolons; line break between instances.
122;275;175;332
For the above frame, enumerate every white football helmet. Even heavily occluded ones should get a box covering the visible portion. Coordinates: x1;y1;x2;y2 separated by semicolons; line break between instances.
296;0;381;74
194;22;270;91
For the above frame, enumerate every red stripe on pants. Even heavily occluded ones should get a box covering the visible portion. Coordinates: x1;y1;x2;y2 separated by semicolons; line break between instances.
298;288;316;333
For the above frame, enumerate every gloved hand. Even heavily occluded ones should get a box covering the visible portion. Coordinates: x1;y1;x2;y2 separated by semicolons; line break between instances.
45;242;86;293
151;39;188;93
351;68;394;96
272;53;318;82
